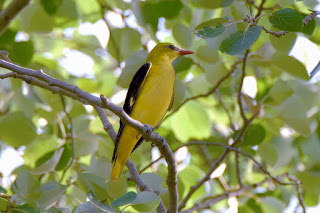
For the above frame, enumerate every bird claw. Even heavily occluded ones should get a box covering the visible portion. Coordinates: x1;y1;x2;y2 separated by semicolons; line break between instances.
159;137;166;150
144;124;154;135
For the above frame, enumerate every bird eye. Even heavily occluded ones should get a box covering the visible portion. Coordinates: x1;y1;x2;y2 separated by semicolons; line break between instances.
167;45;176;50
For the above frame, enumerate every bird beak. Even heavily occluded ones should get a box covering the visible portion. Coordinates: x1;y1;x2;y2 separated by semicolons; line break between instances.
179;49;195;55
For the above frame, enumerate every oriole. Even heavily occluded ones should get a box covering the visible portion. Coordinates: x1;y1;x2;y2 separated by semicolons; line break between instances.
111;43;195;181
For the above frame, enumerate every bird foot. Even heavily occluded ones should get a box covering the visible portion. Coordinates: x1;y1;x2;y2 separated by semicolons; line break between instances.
136;124;154;140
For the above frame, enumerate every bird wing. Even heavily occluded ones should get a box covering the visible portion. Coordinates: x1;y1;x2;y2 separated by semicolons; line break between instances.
112;62;152;163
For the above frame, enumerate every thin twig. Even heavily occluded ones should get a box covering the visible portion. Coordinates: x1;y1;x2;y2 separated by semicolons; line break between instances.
0;0;31;35
0;58;176;213
303;10;320;25
178;113;258;211
235;152;243;187
261;25;287;37
180;174;292;213
238;50;249;123
254;0;267;19
94;105;167;213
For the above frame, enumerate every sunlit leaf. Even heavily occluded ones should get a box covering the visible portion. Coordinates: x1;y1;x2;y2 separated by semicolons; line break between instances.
171;101;211;142
0;111;36;148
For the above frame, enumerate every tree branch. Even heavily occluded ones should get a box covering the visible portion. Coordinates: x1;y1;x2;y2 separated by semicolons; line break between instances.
178;113;257;211
180;174;292;213
0;56;177;213
93;106;167;213
238;49;249;123
0;0;31;35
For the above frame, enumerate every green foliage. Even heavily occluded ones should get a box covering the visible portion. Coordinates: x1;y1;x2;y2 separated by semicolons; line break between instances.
1;0;320;212
269;8;303;32
220;26;262;55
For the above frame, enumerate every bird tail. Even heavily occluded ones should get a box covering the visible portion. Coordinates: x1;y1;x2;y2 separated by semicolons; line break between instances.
110;158;124;181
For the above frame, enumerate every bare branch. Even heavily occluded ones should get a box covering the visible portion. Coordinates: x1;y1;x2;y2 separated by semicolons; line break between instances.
178;113;257;211
0;0;31;35
0;58;175;213
93;106;167;213
303;10;320;26
261;25;287;37
180;174;290;213
238;50;249;123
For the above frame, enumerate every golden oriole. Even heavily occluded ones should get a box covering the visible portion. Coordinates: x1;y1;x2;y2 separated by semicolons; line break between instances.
111;43;194;181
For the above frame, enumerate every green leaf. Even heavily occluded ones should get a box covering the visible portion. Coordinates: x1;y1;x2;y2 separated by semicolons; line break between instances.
269;31;297;53
265;79;294;106
0;111;36;148
14;171;41;201
302;14;316;35
55;143;72;171
37;182;67;209
87;192;115;213
278;95;310;136
77;173;109;201
172;57;194;74
73;116;100;157
302;134;320;164
260;197;286;213
32;148;64;175
76;0;100;23
11;40;34;66
76;78;101;93
0;186;7;194
271;55;309;80
191;0;223;9
12;204;39;213
194;18;229;31
106;175;127;199
205;62;229;85
118;50;148;88
241;124;266;147
220;26;262;55
0;197;8;212
108;28;142;61
35;151;55;168
257;142;278;166
18;2;54;32
196;46;220;63
172;23;193;48
171;101;210;142
130;191;161;212
74;201;107;213
111;191;137;207
40;0;62;15
269;8;303;32
54;0;78;27
140;173;164;192
24;135;58;167
196;25;225;38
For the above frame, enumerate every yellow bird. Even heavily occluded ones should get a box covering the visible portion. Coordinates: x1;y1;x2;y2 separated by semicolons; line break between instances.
111;43;194;181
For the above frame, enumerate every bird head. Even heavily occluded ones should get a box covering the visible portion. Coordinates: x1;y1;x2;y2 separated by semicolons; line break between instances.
147;43;195;62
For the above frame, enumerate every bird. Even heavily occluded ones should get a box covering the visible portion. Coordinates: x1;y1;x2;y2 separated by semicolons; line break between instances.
110;43;195;181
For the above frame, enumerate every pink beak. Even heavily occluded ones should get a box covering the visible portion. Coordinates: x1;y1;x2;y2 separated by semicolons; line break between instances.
179;49;195;55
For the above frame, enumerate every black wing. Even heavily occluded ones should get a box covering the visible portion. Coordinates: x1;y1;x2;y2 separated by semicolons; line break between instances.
112;62;152;163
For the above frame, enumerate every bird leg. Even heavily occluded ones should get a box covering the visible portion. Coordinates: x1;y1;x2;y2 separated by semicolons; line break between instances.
135;124;154;140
